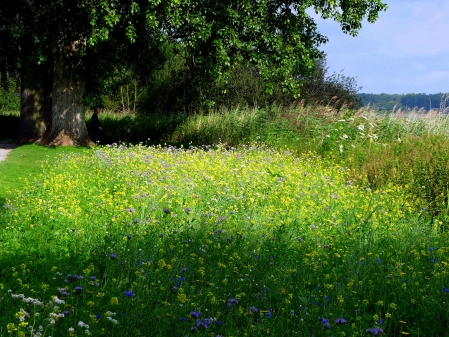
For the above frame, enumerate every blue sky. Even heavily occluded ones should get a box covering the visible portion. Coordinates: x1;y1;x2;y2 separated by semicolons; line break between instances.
307;1;449;94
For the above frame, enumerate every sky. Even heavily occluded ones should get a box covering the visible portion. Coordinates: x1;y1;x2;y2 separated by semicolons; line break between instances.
307;0;449;94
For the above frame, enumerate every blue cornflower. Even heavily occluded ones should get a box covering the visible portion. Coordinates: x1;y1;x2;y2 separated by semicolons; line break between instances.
181;267;188;272
227;298;239;306
429;258;437;263
325;295;329;302
179;277;185;282
250;306;259;313
366;327;384;335
320;317;330;329
443;287;449;293
377;319;383;325
89;276;96;281
74;286;83;293
96;314;101;319
180;317;186;322
376;258;382;263
125;290;133;297
190;311;200;319
62;310;70;317
335;317;347;324
265;311;272;318
110;253;117;260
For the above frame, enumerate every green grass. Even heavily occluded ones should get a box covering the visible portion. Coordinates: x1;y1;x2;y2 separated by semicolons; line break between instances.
0;145;90;213
1;144;449;336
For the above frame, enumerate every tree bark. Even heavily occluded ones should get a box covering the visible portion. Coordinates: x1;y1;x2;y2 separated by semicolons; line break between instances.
38;40;92;146
14;35;47;144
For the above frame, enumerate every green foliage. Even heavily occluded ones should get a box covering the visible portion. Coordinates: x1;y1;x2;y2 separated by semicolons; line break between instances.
139;49;362;113
0;74;20;112
85;111;187;145
358;92;449;112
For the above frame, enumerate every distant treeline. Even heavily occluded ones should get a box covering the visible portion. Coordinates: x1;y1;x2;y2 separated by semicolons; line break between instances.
357;92;449;112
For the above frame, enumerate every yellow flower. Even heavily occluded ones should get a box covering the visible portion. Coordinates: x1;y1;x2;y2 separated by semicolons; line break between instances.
7;323;16;333
110;297;119;305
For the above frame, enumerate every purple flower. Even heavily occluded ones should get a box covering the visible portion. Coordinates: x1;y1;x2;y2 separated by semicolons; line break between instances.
227;298;239;306
310;225;316;230
89;276;97;281
110;254;117;260
366;327;384;336
127;234;132;240
62;310;70;317
184;208;191;214
74;286;83;293
250;306;259;313
181;268;188;272
320;317;330;329
335;318;347;324
163;208;171;214
190;311;200;319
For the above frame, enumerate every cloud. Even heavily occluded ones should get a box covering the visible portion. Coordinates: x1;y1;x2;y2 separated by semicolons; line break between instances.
306;1;449;93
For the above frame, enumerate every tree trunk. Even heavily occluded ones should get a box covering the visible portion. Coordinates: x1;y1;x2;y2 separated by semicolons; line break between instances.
38;41;92;146
14;35;47;144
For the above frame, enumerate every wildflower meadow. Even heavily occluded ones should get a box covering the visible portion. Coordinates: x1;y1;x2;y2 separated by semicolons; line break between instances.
1;140;449;336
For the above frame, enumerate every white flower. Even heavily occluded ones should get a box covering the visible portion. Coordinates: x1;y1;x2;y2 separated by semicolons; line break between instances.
53;296;65;304
78;321;89;329
357;124;365;131
69;328;75;332
342;134;348;139
85;329;91;335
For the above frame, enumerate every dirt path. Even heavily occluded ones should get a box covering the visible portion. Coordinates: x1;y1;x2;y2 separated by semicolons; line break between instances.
0;141;17;162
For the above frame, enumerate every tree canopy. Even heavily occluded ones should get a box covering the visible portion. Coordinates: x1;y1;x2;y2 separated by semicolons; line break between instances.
0;0;388;145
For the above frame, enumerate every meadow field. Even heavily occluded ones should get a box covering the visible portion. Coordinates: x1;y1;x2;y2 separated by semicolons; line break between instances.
1;105;449;336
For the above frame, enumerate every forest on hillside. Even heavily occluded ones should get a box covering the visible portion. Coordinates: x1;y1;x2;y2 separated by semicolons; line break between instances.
357;92;449;112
